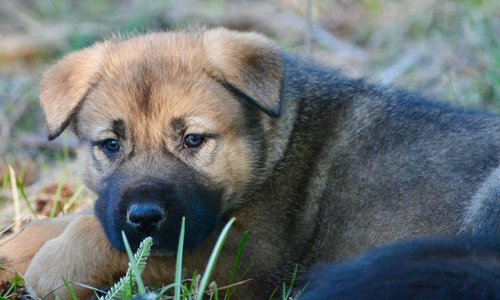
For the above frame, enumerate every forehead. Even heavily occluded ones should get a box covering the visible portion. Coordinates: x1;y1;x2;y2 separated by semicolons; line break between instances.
77;33;243;140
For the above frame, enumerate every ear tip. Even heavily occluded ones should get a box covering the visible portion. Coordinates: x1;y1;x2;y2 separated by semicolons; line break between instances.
260;102;281;117
267;106;281;118
47;133;58;141
47;127;62;141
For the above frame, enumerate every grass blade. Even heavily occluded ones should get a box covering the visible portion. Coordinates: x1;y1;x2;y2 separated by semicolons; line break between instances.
8;165;20;229
284;265;299;299
49;179;65;218
63;183;84;213
16;176;37;219
156;283;187;298
101;275;129;300
62;277;78;300
121;231;147;295
188;270;198;296
1;273;22;297
268;288;278;300
195;217;236;300
294;282;310;299
174;217;186;300
102;236;153;299
224;230;248;300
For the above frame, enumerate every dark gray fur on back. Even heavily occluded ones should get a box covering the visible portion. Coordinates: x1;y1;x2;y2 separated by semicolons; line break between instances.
237;54;500;290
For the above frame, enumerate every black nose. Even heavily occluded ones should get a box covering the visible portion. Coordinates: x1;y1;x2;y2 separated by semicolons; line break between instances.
127;203;166;234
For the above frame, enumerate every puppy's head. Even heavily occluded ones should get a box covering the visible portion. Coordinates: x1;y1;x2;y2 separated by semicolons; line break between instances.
40;28;283;253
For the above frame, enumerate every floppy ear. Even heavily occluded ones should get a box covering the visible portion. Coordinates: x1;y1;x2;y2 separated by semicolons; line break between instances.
40;44;105;140
203;28;283;117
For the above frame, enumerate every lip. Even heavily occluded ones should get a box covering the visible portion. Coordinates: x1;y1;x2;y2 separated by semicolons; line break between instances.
94;168;224;254
101;201;223;253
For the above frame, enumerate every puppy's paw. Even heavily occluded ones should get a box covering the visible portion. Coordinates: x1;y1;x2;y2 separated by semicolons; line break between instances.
24;234;80;298
25;215;128;299
0;218;69;281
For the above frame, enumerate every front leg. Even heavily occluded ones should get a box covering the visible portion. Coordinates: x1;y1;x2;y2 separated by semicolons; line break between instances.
25;215;129;299
0;216;74;280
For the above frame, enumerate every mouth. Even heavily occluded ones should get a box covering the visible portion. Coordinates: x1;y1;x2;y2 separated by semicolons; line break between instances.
120;209;222;253
94;181;223;254
98;211;223;254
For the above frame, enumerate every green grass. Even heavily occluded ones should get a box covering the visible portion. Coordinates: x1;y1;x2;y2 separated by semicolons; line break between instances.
0;274;24;300
100;235;153;300
0;171;305;299
174;217;186;299
48;178;65;218
13;169;37;219
41;217;304;300
224;230;249;300
9;2;498;299
98;217;241;300
62;277;79;300
7;165;37;222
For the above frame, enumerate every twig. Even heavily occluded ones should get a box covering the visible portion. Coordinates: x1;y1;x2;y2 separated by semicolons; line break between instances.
0;219;30;246
379;51;423;85
41;281;106;300
0;221;18;237
204;278;253;293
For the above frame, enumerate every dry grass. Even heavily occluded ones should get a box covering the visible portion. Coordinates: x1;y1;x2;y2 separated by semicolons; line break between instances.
0;0;498;297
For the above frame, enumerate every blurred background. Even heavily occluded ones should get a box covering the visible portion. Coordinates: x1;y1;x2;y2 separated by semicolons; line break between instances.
0;0;499;229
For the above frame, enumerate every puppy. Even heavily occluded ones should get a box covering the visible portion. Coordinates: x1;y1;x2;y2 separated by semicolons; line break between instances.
1;28;500;298
302;236;500;300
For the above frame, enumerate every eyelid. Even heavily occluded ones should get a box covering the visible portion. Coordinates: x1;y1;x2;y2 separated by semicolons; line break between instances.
185;125;209;134
183;124;217;138
183;132;217;139
91;129;118;140
91;137;119;147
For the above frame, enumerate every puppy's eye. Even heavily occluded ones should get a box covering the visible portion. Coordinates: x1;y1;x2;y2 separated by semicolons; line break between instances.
184;134;205;148
101;139;120;153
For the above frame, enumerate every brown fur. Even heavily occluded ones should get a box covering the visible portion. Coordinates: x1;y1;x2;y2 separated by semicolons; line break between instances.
0;219;69;278
2;27;500;299
1;28;285;299
58;30;280;200
24;215;248;298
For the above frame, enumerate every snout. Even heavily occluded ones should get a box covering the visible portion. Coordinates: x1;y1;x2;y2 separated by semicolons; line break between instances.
127;203;166;234
121;183;171;245
95;173;223;254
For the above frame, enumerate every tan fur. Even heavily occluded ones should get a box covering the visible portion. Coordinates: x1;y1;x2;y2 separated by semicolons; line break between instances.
1;28;284;299
4;26;500;299
0;210;93;280
6;25;500;300
52;29;283;201
25;216;247;299
0;219;69;279
203;28;283;115
41;44;105;139
25;216;129;298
